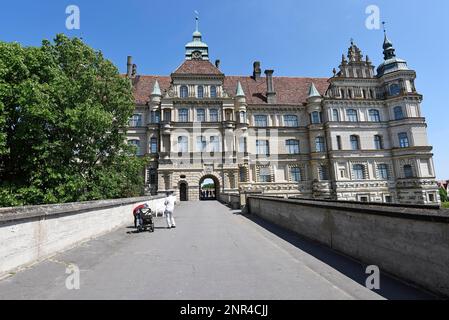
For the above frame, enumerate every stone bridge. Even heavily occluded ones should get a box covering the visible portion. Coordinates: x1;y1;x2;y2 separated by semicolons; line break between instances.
0;200;440;300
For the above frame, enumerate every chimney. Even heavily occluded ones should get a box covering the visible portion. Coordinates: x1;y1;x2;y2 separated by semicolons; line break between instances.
253;61;261;80
264;69;276;104
215;59;221;69
127;56;133;78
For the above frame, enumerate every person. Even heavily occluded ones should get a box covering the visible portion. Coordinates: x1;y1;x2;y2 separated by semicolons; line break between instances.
164;192;176;229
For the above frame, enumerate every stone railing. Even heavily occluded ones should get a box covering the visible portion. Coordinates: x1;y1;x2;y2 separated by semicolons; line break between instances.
0;195;165;278
247;196;449;297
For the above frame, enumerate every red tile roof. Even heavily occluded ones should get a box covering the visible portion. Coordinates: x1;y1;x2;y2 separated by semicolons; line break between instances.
130;74;330;106
172;60;223;76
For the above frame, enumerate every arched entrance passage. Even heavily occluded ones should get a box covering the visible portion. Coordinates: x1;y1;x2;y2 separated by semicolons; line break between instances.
179;182;188;201
199;175;219;201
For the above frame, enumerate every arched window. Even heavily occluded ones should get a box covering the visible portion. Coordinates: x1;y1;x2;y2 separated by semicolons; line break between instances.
353;164;366;180
346;109;358;122
210;85;217;98
311;111;321;124
286;139;300;154
180;85;188;98
284;115;299;127
197;85;204;98
332;109;340;122
398;132;409;148
394;106;404;120
350;135;360;150
374;135;383;150
404;165;414;178
369;109;381;122
177;136;188;153
315;137;325;152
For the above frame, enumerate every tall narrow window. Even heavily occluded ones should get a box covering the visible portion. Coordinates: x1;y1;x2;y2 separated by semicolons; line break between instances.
404;165;414;178
333;109;340;122
151;111;160;124
315;137;325;152
196;136;206;152
350;135;360;150
398;132;409;148
256;140;269;156
259;167;271;182
284;115;299;127
178;109;189;122
197;109;205;122
209;109;219;122
353;164;366;180
286;139;300;154
311;111;321;124
210;85;217;98
210;136;220;152
255;115;268;127
336;136;342;150
374;135;383;150
240;111;247;124
177;136;188;153
394;106;404;120
150;137;158;154
290;167;301;182
378;164;389;180
180;85;188;98
163;110;171;122
319;165;329;181
197;85;204;98
239;137;247;153
347;109;358;122
369;109;381;122
239;166;247;182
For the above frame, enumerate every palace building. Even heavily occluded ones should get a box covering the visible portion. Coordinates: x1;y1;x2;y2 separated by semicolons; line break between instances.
125;20;440;205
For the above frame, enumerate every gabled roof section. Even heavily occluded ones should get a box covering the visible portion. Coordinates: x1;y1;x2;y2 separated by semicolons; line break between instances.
172;60;223;76
131;75;171;105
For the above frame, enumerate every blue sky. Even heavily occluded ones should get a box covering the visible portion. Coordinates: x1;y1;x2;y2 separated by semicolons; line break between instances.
1;0;448;179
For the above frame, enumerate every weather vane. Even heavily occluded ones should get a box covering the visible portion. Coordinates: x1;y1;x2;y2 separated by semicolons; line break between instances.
382;21;386;33
194;10;199;31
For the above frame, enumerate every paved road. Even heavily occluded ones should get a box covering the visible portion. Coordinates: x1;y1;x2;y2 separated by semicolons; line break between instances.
0;201;433;300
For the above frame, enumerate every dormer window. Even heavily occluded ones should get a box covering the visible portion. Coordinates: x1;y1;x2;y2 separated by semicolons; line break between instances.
180;85;189;98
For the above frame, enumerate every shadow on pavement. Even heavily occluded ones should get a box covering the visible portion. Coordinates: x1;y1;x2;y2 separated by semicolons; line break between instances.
237;210;436;300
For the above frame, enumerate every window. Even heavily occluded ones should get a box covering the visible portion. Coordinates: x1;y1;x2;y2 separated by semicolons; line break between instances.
240;111;247;124
311;111;321;124
319;165;329;181
209;109;219;122
178;109;189;122
255;115;268;127
389;83;401;96
398;132;409;148
315;137;325;152
129;114;142;127
286;139;300;154
239;167;247;182
210;85;217;98
210;136;220;152
150;137;158;154
290;167;301;182
374;135;383;150
177;136;188;153
197;85;204;98
350;135;360;150
347;109;358;122
259;167;271;183
239;136;247;153
128;139;142;155
404;165;414;178
378;164;389;180
150;111;160;124
429;194;435;202
284;115;299;127
333;109;340;122
353;164;366;180
180;85;188;98
196;136;207;152
148;168;157;185
256;140;270;156
369;109;381;122
163;110;171;122
394;106;404;120
197;109;205;122
336;136;342;150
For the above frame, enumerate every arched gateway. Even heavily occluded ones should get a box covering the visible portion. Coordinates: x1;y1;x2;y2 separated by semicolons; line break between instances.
199;175;220;201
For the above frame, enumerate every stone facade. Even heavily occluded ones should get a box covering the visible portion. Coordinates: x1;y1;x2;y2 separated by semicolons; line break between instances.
125;24;439;205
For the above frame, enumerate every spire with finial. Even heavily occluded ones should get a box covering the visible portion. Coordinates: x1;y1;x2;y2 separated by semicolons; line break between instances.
236;81;245;97
382;21;396;60
151;80;161;96
308;82;321;98
185;11;209;60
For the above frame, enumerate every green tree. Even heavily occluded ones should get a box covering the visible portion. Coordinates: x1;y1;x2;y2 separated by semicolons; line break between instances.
0;34;146;207
439;187;448;203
